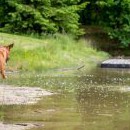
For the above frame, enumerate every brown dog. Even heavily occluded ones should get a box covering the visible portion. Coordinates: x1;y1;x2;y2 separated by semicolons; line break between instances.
0;43;14;79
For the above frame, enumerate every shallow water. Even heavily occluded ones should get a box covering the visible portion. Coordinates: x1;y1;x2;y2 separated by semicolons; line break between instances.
1;68;130;130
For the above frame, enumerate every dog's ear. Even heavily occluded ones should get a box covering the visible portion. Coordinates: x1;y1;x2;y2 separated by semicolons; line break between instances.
8;43;14;49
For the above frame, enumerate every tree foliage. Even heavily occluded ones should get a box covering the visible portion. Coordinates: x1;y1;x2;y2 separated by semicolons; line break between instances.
0;0;86;36
1;0;130;47
80;0;130;47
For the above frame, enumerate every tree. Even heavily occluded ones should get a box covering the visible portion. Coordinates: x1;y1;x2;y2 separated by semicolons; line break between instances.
105;0;130;47
80;0;130;47
0;0;87;36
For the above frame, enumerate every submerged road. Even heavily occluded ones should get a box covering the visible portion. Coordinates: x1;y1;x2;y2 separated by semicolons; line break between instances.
0;85;53;105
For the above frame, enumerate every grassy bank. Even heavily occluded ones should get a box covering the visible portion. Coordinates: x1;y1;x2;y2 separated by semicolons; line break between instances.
0;32;108;72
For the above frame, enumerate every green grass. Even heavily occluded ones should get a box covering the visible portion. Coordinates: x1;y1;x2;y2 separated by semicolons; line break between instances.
0;32;109;72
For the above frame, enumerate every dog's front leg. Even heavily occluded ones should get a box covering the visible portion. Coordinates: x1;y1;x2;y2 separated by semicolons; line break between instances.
0;62;6;79
0;70;6;79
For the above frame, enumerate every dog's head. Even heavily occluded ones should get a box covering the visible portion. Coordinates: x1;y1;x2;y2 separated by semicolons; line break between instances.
5;43;14;51
4;43;14;62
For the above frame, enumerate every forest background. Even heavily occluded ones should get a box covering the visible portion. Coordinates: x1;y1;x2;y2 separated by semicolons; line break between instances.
0;0;130;48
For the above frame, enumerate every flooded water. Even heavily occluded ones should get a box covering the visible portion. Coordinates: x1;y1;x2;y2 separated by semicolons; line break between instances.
1;68;130;130
76;69;130;130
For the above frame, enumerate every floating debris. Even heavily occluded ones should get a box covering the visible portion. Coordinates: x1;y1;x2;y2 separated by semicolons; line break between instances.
101;59;130;68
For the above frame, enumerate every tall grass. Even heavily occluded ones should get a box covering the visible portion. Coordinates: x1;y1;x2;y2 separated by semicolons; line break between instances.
0;32;108;72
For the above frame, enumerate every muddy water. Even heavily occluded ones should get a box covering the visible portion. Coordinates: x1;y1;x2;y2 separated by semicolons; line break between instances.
76;68;130;130
1;68;130;130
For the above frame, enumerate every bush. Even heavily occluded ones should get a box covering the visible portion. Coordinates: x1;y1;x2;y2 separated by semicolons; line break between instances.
0;0;87;36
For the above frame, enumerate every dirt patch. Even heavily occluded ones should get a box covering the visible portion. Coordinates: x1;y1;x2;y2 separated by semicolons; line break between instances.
0;85;53;105
0;122;43;130
0;85;51;130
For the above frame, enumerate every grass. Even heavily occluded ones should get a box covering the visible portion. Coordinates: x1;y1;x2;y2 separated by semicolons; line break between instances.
0;32;109;72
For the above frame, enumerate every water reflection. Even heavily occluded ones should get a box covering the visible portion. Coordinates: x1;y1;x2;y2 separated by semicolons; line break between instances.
76;68;130;130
